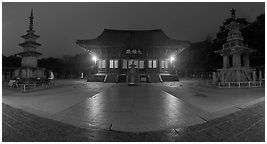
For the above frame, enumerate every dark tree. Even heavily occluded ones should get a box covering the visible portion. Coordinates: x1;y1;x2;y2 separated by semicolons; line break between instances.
2;54;21;68
177;14;264;76
242;14;265;67
178;39;217;72
38;52;92;79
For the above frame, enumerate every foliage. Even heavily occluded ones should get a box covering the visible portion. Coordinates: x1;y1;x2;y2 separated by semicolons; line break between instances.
177;40;220;72
242;14;265;67
2;54;21;68
38;53;92;78
2;52;93;79
178;13;265;73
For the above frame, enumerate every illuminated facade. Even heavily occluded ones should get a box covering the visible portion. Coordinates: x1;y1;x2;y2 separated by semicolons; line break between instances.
76;29;190;82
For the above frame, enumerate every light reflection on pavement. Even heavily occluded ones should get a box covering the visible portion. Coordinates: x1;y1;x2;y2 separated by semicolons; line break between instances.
2;80;264;132
55;84;205;132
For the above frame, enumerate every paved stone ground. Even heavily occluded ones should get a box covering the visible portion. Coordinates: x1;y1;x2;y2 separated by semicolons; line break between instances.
2;101;265;142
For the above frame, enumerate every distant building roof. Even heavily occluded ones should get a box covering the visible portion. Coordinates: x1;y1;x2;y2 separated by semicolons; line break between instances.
76;29;190;49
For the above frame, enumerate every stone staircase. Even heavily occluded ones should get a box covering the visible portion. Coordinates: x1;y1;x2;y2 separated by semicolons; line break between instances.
160;74;179;82
148;74;161;83
87;74;106;82
104;74;118;83
86;73;179;83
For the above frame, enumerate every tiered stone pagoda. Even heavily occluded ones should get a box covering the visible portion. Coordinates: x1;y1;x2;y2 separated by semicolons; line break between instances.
14;9;45;82
215;9;256;83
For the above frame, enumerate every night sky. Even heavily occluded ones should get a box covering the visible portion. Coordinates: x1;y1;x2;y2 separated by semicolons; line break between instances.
2;2;264;58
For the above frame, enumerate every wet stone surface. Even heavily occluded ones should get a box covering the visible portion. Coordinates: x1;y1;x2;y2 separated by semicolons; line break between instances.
2;101;265;142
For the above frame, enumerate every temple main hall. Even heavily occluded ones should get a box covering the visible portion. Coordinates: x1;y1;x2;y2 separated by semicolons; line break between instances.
76;29;190;83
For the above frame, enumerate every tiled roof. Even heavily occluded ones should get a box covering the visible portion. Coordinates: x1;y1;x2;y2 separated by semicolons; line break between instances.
21;32;40;39
16;51;42;57
19;41;41;47
76;29;190;49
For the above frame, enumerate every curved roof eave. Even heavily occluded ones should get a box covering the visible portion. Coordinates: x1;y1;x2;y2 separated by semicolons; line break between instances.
76;29;190;49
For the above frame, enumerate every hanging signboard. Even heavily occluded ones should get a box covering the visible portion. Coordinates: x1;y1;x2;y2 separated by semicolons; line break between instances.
125;49;142;55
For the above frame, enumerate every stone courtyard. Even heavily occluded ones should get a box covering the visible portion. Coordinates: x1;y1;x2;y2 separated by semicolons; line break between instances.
2;79;265;141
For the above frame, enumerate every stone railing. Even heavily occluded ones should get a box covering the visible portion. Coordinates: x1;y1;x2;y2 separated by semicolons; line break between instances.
16;84;37;92
4;80;53;92
218;81;263;88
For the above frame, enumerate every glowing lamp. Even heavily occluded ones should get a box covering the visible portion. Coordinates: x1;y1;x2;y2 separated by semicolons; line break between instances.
170;56;175;63
92;56;97;63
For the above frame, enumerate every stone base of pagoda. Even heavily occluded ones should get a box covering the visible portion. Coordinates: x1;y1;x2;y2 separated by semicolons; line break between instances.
87;74;106;82
14;67;45;84
216;67;255;82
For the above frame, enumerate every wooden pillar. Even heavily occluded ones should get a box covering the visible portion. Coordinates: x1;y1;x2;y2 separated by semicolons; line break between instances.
158;58;161;73
105;59;107;73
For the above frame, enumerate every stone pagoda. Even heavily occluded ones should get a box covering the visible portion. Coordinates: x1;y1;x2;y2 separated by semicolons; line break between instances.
215;9;256;83
14;9;45;83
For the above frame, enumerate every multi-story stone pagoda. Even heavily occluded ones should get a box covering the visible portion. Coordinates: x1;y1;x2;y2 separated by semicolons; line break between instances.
14;9;45;82
215;9;256;83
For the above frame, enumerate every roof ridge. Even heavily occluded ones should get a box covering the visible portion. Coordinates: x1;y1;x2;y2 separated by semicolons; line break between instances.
103;29;163;32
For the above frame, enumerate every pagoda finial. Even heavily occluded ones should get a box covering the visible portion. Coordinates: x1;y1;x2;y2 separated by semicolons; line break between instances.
29;8;34;31
231;8;236;20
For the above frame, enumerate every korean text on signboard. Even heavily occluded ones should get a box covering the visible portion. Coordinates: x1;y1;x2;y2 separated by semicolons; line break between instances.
126;49;142;55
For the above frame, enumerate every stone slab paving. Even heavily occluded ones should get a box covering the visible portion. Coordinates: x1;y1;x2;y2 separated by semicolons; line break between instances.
158;81;265;113
157;81;265;120
2;80;265;141
2;81;115;114
53;84;206;132
3;80;264;133
2;101;264;142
